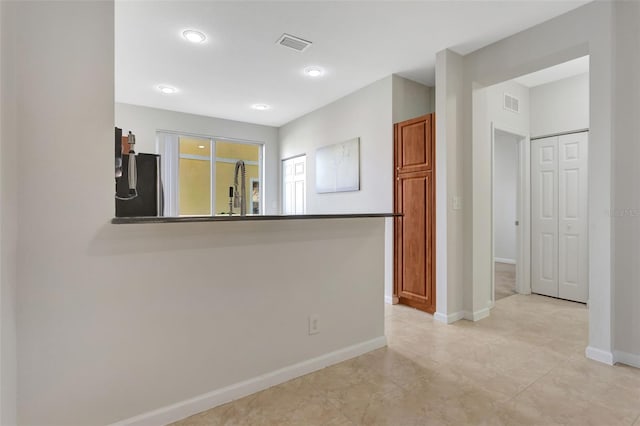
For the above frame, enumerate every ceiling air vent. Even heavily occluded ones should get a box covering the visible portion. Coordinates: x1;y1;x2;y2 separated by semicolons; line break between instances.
503;93;520;113
276;33;312;52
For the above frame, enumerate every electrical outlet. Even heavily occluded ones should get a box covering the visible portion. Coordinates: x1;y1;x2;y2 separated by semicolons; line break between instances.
308;315;320;335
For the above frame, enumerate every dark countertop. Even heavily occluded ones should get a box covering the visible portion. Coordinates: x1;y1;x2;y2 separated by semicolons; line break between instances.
111;213;400;224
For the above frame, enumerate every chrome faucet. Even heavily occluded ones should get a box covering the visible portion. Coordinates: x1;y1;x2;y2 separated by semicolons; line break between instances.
233;160;247;216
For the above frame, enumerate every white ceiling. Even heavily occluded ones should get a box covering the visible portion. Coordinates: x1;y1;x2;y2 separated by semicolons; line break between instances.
115;1;589;127
513;55;589;87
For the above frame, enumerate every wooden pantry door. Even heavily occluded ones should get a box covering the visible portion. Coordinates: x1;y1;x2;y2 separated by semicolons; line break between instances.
394;114;436;314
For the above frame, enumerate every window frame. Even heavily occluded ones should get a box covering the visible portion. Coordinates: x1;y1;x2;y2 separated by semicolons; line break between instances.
156;131;265;217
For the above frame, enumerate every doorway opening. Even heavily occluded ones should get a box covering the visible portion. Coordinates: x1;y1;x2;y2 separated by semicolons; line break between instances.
485;55;590;307
492;127;529;302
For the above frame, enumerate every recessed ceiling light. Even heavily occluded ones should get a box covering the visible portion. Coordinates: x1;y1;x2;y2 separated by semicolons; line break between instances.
304;66;325;77
157;85;178;94
198;145;206;149
182;29;206;44
251;104;271;111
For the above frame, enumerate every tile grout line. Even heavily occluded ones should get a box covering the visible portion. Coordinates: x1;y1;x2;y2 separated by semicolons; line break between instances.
502;360;564;404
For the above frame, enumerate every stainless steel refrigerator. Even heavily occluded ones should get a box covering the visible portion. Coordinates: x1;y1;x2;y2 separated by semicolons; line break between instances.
115;153;163;217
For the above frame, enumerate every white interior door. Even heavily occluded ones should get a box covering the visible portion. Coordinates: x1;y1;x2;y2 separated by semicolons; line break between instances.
531;137;559;298
531;132;589;303
558;133;589;302
282;155;306;214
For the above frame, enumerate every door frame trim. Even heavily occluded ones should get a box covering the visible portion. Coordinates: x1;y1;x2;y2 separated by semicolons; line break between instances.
281;154;307;215
490;122;531;306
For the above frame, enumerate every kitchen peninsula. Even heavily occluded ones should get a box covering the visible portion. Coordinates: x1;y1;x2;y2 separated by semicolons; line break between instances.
102;213;391;425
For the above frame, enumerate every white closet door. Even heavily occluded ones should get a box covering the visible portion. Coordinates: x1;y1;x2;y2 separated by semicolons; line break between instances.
531;137;559;298
558;133;588;302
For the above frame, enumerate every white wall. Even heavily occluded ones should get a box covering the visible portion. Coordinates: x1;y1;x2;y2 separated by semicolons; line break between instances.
279;77;395;302
437;0;616;361
392;75;434;123
435;49;465;322
278;75;435;215
483;80;530;135
0;1;18;424
493;132;518;262
612;0;640;368
279;76;393;215
278;75;433;305
115;103;280;215
7;2;386;424
530;72;589;138
471;79;529;312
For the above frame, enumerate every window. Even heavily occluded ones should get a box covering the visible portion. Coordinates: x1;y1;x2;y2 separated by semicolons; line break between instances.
178;136;212;215
158;132;263;216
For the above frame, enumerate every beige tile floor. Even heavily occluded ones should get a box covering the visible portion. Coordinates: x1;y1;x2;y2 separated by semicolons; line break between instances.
172;295;640;426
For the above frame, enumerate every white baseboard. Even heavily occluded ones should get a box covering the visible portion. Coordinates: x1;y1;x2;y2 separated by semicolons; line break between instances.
463;307;491;321
109;336;387;426
384;295;399;305
614;350;640;369
494;257;516;265
585;346;614;365
434;311;465;324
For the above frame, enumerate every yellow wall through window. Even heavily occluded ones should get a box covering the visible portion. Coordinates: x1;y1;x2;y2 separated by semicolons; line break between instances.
215;141;259;161
179;137;211;216
179;158;211;215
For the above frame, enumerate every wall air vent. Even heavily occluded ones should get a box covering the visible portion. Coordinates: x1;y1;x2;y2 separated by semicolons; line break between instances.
503;93;520;113
276;33;312;52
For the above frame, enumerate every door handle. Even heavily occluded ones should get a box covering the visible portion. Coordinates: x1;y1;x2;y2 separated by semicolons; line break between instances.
515;220;519;226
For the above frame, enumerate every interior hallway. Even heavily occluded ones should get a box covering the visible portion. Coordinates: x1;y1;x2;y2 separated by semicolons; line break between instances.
173;296;640;426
